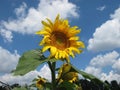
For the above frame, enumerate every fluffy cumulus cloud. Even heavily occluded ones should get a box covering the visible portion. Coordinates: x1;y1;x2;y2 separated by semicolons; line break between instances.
85;66;102;77
85;51;120;82
0;64;51;85
90;51;119;67
0;0;79;42
0;29;13;42
0;46;20;74
0;46;51;85
87;7;120;51
112;59;120;73
101;71;120;82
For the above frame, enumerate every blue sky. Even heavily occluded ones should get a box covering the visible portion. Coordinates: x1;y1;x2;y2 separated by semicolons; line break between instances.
0;0;120;84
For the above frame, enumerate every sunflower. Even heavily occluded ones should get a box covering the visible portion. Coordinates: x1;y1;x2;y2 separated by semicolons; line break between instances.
62;72;78;83
36;78;46;90
57;63;78;83
36;14;85;62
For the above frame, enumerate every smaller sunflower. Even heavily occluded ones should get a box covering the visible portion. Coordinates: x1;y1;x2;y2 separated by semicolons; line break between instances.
36;77;46;90
62;72;78;83
36;14;85;62
57;63;78;83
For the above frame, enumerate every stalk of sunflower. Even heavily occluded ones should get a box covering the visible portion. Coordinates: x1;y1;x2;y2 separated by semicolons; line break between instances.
36;14;85;63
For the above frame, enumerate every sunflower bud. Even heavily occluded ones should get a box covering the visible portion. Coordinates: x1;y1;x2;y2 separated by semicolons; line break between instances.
62;63;71;74
62;72;78;83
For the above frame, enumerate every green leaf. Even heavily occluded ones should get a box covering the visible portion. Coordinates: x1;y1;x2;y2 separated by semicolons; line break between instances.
71;64;110;89
13;49;48;75
57;81;77;90
71;64;103;83
44;82;52;90
12;87;28;90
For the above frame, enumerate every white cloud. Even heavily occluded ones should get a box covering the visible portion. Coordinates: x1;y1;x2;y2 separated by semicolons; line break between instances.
87;7;120;51
85;66;102;77
101;71;120;82
90;51;119;67
97;5;106;11
0;64;51;85
110;7;120;19
112;59;120;74
85;51;120;82
0;46;20;74
0;71;39;85
0;29;13;42
14;2;27;18
37;64;51;81
0;0;79;42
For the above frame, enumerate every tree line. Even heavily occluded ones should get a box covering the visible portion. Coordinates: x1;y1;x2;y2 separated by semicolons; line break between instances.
0;79;120;90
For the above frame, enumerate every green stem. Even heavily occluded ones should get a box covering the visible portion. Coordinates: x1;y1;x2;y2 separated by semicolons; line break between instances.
52;62;56;90
48;61;56;90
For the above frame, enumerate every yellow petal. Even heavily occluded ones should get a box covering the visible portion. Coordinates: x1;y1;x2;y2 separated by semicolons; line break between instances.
53;14;60;29
50;47;57;57
40;35;50;45
36;30;50;35
55;14;60;22
44;27;52;34
69;51;75;58
69;36;79;40
55;52;59;59
44;36;51;44
39;39;45;45
73;26;79;29
42;45;51;52
61;51;66;58
77;41;85;48
36;30;42;34
68;29;80;37
58;51;62;59
64;53;70;63
69;47;80;54
42;21;50;27
58;50;67;59
47;18;53;26
63;20;69;26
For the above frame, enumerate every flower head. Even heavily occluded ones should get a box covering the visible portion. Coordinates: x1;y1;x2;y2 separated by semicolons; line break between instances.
62;72;78;83
57;63;78;83
36;14;85;62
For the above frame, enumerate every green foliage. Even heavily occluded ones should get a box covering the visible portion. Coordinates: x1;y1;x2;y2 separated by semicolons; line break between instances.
71;64;110;89
12;49;110;90
12;87;28;90
71;64;103;83
13;49;48;75
44;83;52;90
57;81;77;90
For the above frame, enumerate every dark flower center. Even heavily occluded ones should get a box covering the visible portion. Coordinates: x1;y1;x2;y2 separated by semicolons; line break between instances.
50;31;70;50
